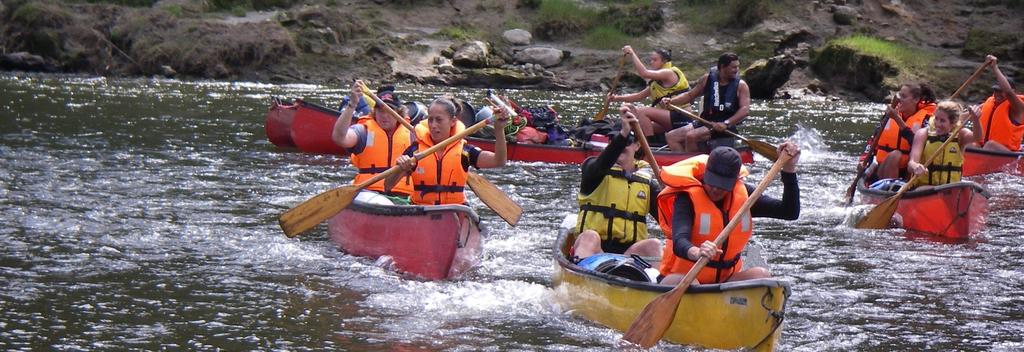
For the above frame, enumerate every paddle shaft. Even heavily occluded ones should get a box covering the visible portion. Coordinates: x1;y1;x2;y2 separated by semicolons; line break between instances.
630;120;664;187
359;83;416;131
622;151;793;348
595;55;628;121
665;103;746;141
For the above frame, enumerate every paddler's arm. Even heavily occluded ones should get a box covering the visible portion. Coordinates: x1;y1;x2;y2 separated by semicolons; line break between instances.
385;146;417;193
331;81;365;148
473;106;510;168
670;194;702;261
747;143;801;220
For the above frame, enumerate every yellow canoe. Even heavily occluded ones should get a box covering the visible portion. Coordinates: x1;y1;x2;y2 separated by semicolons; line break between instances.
551;215;789;351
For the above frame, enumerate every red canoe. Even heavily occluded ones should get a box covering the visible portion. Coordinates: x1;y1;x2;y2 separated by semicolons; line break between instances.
265;99;754;165
265;98;347;154
962;146;1024;177
465;137;755;166
327;196;483;280
857;181;990;239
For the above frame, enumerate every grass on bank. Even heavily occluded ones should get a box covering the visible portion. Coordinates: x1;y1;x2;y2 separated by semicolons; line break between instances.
674;0;779;31
583;26;632;50
829;35;935;73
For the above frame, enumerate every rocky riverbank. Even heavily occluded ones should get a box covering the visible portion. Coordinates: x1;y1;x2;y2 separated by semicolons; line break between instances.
2;0;1022;102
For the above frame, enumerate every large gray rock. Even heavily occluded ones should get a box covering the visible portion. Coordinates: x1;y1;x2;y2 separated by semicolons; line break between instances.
453;41;490;68
502;29;532;46
743;55;798;99
0;52;56;72
832;5;858;25
513;46;567;68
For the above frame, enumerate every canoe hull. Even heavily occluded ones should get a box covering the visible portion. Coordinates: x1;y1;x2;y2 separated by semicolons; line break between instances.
288;99;347;155
265;99;296;148
467;137;755;166
552;216;787;351
962;146;1024;177
857;181;990;239
328;200;482;280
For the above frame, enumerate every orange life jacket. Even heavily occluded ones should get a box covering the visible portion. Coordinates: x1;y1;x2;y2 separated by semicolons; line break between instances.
351;116;414;196
977;95;1024;152
409;120;468;205
875;103;935;166
656;155;752;284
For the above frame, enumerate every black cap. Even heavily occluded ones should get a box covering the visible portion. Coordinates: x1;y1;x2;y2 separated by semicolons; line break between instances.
991;77;1016;92
376;85;401;109
704;146;742;190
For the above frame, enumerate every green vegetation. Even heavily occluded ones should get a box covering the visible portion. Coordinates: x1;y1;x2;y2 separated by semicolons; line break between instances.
732;31;776;62
532;0;660;40
582;26;631;50
829;35;934;73
82;0;157;6
10;1;71;28
206;0;299;12
435;25;482;41
962;29;1018;59
674;0;777;30
160;4;184;17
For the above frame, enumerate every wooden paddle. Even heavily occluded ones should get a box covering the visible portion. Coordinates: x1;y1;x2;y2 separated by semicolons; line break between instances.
360;84;523;226
621;150;793;348
593;54;628;121
625;105;664;187
279;119;492;237
847;60;989;209
854;115;967;229
664;103;779;161
844;95;899;205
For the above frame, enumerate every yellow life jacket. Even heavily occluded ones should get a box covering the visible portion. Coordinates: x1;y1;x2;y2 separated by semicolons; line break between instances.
649;62;690;102
409;120;468;205
576;161;654;248
351;116;414;196
656;155;752;284
917;132;963;186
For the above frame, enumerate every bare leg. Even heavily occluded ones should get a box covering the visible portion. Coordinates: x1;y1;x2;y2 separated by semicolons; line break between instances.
571;230;603;259
876;151;903;180
665;125;691;152
635;107;673;135
623;238;662;257
685;126;712;152
983;140;1012;152
727;266;771;282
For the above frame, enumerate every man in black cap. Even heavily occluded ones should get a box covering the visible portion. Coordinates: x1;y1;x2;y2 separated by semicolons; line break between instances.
656;144;801;285
969;55;1024;152
571;104;663;280
332;80;415;203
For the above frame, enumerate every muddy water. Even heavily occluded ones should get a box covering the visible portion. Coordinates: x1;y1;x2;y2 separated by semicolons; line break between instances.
1;74;1022;351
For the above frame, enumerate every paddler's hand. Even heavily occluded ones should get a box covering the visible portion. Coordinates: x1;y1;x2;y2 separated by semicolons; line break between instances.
349;80;364;106
778;141;801;173
620;105;637;137
711;122;728;133
622;45;635;57
395;155;416;174
908;160;928;177
696;240;722;260
492;106;509;129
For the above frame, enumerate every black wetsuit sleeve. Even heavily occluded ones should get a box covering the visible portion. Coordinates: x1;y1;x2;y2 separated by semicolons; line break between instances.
579;132;629;195
670;193;696;259
747;171;800;220
648;179;661;219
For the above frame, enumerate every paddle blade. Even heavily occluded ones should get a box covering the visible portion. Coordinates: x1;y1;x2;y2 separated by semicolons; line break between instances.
593;106;609;121
466;173;522;226
279;185;361;237
843;176;859;206
621;285;688;348
745;139;779;161
855;195;900;229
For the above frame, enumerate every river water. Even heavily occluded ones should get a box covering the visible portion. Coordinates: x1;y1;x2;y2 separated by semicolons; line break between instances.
2;74;1023;351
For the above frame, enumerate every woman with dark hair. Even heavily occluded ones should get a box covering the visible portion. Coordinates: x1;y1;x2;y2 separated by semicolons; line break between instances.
864;83;937;183
607;45;690;142
385;95;510;205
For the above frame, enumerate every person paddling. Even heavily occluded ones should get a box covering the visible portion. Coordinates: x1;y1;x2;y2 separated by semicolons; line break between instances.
657;144;801;285
385;96;510;205
864;83;936;185
331;81;414;204
907;101;974;190
662;53;751;153
969;55;1024;152
571;104;663;278
606;46;691;144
